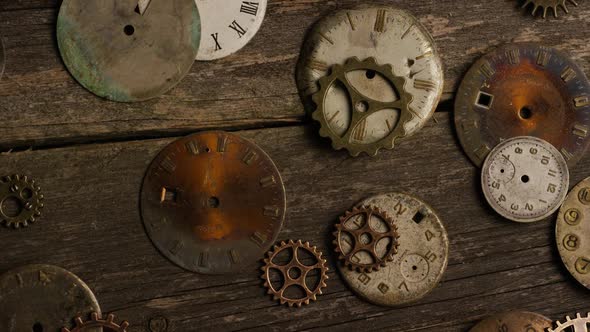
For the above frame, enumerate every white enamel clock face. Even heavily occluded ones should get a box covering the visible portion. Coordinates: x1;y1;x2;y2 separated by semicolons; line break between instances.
481;136;569;223
195;0;267;60
297;7;444;137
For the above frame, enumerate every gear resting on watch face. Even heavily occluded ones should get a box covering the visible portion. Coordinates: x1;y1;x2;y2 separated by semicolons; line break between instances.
522;0;578;18
62;312;129;332
0;174;44;228
549;313;590;332
312;57;412;157
334;206;400;273
261;240;329;307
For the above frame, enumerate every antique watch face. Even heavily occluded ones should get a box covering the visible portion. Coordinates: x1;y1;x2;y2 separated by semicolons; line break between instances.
57;0;200;102
140;131;286;274
455;43;590;167
195;0;267;60
470;311;552;332
297;7;444;138
0;265;101;332
556;176;590;289
338;193;449;307
481;136;569;223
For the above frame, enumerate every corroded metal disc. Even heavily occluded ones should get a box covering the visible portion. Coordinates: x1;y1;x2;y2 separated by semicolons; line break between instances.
0;264;101;332
141;131;286;274
338;193;449;307
57;0;200;102
470;311;552;332
556;176;590;289
455;43;590;167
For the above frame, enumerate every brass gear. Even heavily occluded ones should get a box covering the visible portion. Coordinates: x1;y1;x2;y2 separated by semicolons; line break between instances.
549;313;590;332
334;206;400;273
61;312;129;332
521;0;578;18
0;174;43;228
311;57;413;157
261;240;329;307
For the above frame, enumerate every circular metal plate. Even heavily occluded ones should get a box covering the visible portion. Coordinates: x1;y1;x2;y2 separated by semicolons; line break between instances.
482;136;569;223
556;176;590;289
455;43;590;167
141;131;286;274
0;264;101;332
338;193;449;307
296;6;444;138
469;311;552;332
57;0;200;102
195;0;266;60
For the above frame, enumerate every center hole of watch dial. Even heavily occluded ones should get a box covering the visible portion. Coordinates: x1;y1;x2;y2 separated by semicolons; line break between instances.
521;175;530;183
124;25;135;36
519;107;533;119
32;323;43;332
412;265;418;271
359;232;372;245
355;101;369;113
365;70;376;79
500;169;505;173
207;196;220;208
1;197;23;217
288;266;302;279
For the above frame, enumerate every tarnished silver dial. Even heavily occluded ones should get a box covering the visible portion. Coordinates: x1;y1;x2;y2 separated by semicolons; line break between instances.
195;0;267;60
297;6;444;137
338;193;449;307
482;136;569;223
556;177;590;289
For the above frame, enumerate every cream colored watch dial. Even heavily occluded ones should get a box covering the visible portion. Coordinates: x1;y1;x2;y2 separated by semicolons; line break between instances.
297;6;444;137
195;0;267;60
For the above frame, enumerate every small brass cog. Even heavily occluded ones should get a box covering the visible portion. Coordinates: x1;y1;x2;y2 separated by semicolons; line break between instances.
0;174;43;228
334;206;400;273
311;57;412;157
521;0;578;18
62;312;129;332
548;313;590;332
261;240;329;307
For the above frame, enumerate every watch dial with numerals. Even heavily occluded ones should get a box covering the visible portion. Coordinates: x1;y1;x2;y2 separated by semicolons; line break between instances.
481;136;569;223
455;43;590;167
195;0;267;60
556;176;590;290
469;311;552;332
140;131;286;274
338;193;449;307
297;6;444;137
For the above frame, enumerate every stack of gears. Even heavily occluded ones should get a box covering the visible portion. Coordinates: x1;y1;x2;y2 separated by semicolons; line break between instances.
1;1;590;331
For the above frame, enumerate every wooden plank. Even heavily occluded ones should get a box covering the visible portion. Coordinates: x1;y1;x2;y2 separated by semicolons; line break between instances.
0;113;588;330
0;2;589;148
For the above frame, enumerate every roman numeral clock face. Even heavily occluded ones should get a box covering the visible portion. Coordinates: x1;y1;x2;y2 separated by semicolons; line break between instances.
140;131;286;274
195;0;267;60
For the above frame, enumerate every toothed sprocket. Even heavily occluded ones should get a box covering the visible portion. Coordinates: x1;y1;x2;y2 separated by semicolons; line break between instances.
62;312;129;332
521;0;578;18
261;240;328;307
334;206;400;272
311;57;412;157
549;313;590;332
0;174;43;228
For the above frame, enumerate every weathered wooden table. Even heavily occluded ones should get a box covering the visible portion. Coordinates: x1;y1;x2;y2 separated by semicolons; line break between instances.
1;1;590;331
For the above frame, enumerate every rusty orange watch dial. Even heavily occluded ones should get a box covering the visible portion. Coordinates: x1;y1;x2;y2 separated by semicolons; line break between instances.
455;43;590;167
140;131;286;274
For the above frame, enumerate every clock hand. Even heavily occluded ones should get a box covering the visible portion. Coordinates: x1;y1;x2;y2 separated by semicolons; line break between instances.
136;0;152;15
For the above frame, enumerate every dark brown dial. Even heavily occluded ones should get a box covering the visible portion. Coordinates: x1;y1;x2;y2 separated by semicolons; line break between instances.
140;131;286;274
455;43;590;167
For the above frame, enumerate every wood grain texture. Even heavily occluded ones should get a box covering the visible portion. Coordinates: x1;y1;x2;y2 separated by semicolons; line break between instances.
0;1;589;148
0;114;589;331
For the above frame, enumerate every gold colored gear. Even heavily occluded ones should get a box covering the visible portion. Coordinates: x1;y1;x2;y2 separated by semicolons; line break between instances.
0;174;43;228
548;313;590;332
311;57;412;157
61;312;129;332
334;206;400;272
522;0;578;18
261;240;329;307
